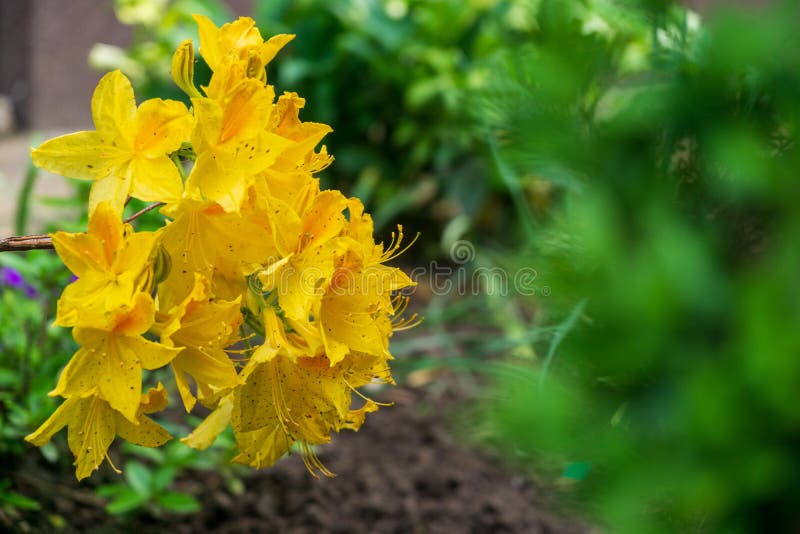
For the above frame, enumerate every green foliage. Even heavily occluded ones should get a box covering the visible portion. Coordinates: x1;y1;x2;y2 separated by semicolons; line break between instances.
0;252;75;459
90;0;233;102
0;478;40;513
253;0;547;242
96;433;242;517
476;1;800;532
0;252;72;519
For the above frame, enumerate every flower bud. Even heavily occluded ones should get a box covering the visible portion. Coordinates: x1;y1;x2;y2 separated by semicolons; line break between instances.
171;39;202;98
245;50;267;83
153;244;172;286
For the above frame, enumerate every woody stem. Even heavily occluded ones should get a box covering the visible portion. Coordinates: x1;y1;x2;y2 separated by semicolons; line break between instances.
0;235;53;252
123;202;165;223
0;202;164;252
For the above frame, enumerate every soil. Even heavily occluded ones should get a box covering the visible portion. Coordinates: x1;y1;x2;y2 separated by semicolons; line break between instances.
7;384;587;534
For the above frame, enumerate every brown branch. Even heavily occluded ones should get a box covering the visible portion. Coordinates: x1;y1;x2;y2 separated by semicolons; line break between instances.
0;234;53;252
123;201;164;223
0;201;165;253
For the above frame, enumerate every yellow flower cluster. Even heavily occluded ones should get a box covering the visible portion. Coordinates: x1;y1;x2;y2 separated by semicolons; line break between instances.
25;16;417;480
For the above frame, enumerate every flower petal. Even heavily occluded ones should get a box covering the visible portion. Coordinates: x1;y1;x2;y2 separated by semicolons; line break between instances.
181;394;233;450
128;155;184;205
116;413;171;448
31;131;119;181
92;70;136;144
133;98;192;157
89;171;132;215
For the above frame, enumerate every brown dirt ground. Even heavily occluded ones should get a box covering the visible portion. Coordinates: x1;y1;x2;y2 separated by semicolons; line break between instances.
7;385;587;534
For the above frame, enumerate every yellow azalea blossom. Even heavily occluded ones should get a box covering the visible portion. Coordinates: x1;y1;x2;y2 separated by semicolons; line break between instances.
171;39;202;98
31;71;192;214
181;393;234;451
202;53;251;103
183;346;390;476
319;253;412;365
267;92;333;175
187;81;293;212
259;190;350;326
52;202;160;328
157;275;242;411
26;385;172;481
51;293;180;422
158;198;275;308
193;15;294;74
247;92;332;215
24;14;418;480
255;306;312;360
316;226;417;365
231;349;392;475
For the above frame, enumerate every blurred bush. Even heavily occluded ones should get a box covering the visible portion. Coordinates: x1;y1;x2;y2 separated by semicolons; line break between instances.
252;0;516;239
477;1;800;533
89;0;234;102
98;0;648;253
0;251;74;519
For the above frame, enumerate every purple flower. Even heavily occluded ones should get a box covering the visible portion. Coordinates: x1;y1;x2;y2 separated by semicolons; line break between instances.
23;284;39;299
0;266;25;288
0;266;39;298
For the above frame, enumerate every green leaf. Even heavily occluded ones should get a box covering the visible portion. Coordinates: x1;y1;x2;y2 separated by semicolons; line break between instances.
164;441;196;465
151;466;177;492
123;461;152;496
36;196;86;208
539;299;587;390
1;490;41;511
95;484;126;498
0;369;19;387
123;443;165;462
156;492;200;514
106;488;147;515
40;442;60;463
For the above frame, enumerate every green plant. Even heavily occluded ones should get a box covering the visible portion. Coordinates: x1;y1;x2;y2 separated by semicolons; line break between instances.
473;1;800;532
0;478;40;514
0;253;74;524
97;459;198;515
89;0;233;102
98;0;599;253
95;423;243;516
0;252;75;457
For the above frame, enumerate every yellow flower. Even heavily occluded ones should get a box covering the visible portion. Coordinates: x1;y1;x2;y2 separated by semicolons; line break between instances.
267;92;333;175
187;81;293;212
182;346;389;476
51;292;180;423
24;14;419;480
52;202;160;328
157;275;242;411
31;71;192;214
259;189;350;325
231;349;389;475
26;385;172;481
158;198;274;308
319;250;412;365
193;15;294;74
171;39;202;98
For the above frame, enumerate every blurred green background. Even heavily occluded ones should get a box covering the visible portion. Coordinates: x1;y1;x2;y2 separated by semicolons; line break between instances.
3;0;800;532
